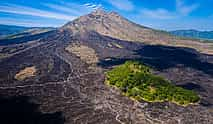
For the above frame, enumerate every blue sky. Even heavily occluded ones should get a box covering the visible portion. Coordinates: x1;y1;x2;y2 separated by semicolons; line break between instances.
0;0;212;30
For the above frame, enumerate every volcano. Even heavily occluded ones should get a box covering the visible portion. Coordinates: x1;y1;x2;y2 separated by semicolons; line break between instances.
0;9;213;124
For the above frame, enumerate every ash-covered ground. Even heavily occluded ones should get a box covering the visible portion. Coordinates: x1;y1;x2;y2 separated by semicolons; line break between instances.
0;30;212;124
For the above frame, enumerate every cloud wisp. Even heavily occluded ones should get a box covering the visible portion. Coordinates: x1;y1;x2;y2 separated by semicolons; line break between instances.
0;2;103;27
45;2;101;16
141;0;199;19
176;0;199;16
141;8;176;19
0;17;64;27
0;2;103;20
0;4;76;21
44;3;83;16
84;3;102;10
107;0;134;11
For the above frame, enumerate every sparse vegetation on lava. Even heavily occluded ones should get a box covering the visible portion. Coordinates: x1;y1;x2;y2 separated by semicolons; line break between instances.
106;61;200;106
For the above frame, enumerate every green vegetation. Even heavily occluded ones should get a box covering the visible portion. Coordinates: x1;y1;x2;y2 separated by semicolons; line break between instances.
106;61;200;106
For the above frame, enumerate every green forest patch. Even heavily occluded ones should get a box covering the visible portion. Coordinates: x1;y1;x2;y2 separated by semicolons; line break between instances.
105;61;200;106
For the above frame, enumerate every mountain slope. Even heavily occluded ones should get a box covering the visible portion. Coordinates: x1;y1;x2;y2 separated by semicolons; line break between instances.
62;9;213;54
62;9;172;43
170;30;213;40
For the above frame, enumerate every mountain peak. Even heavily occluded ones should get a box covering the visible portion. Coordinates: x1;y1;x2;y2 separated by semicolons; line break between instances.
91;8;107;15
61;9;152;41
61;10;173;43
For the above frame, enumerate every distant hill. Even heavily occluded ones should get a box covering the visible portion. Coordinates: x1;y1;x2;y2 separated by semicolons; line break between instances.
0;27;55;45
0;24;30;38
0;24;55;39
170;30;213;40
5;27;55;39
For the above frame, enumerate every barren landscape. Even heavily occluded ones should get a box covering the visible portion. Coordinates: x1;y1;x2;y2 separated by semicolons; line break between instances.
0;9;213;124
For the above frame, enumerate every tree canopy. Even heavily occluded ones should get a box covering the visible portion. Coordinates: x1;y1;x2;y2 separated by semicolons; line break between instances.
106;61;200;106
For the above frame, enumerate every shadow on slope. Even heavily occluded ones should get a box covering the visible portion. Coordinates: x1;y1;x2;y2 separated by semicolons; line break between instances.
177;82;206;92
136;45;213;76
98;44;213;76
0;96;65;124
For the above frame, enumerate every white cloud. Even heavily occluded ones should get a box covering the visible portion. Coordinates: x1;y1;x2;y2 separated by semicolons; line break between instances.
176;0;199;16
0;4;76;21
44;3;83;16
84;3;91;6
83;3;102;10
0;18;64;27
45;2;101;16
140;0;199;19
107;0;134;11
0;2;103;27
45;2;98;16
141;8;176;19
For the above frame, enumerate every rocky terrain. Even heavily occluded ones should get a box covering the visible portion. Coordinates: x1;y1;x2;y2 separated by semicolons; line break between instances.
0;9;213;124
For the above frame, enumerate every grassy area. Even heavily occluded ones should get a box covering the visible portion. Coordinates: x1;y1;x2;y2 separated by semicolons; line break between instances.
106;61;200;106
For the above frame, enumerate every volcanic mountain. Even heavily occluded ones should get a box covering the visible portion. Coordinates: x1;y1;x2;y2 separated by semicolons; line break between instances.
62;9;213;54
0;9;213;124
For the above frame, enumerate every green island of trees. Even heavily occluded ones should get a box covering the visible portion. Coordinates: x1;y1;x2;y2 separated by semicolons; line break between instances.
105;61;200;106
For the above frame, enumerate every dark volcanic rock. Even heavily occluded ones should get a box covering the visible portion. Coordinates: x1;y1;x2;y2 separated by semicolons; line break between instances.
0;96;65;124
